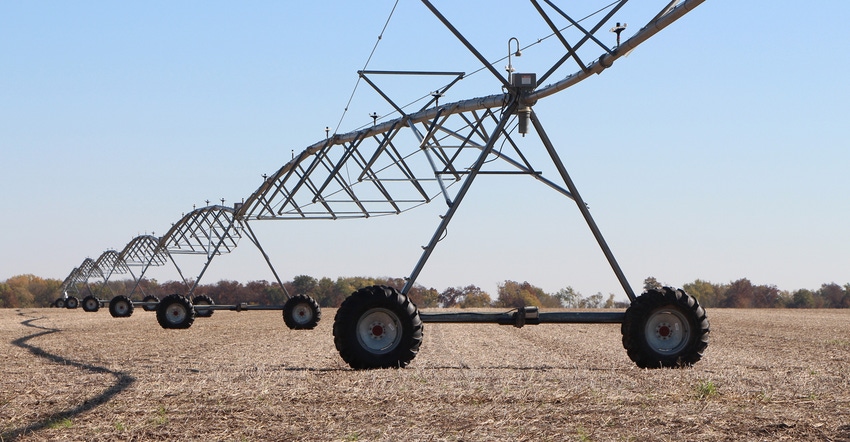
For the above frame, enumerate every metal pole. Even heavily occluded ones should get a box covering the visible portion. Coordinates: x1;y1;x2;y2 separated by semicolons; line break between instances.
530;109;637;302
402;100;518;295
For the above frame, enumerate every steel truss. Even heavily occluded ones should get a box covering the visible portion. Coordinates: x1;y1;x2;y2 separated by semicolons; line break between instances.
127;205;292;305
65;0;705;303
87;250;131;298
233;0;707;303
61;1;710;368
68;258;101;296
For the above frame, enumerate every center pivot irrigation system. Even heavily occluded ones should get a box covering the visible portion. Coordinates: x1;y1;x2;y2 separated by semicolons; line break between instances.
60;0;710;369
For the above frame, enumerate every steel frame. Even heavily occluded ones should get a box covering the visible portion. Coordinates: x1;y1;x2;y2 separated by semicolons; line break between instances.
231;0;706;309
127;205;293;307
62;258;101;299
120;235;169;300
62;1;707;325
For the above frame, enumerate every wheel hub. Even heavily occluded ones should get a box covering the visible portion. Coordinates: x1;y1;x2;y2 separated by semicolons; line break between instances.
168;305;187;323
370;323;385;338
293;304;312;323
356;308;402;354
645;308;691;354
656;323;672;339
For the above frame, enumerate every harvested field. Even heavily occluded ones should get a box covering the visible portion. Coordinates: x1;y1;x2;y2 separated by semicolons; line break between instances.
1;307;849;441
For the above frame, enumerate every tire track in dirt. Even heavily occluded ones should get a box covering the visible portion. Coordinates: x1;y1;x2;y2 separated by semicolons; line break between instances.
2;311;135;441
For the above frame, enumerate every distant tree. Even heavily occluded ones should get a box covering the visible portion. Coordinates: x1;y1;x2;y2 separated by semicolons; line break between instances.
438;286;464;308
439;285;491;308
459;286;492;308
409;286;439;308
494;281;560;308
789;288;815;308
5;275;35;307
0;282;11;308
722;278;755;308
751;284;782;308
291;275;318;295
554;286;581;308
536;290;563;308
159;280;190;297
682;279;728;308
643;276;662;292
0;275;62;307
579;292;605;308
205;280;240;304
818;283;850;308
495;281;542;308
719;278;783;308
312;277;341;307
246;280;286;305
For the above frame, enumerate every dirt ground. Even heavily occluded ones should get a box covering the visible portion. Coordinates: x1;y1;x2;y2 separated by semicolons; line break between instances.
1;306;849;441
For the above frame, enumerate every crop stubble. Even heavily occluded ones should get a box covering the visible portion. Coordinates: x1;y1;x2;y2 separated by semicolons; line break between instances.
1;308;849;441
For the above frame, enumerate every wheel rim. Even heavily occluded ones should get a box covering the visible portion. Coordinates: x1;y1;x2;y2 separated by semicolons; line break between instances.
356;308;402;355
115;301;129;315
291;303;314;325
85;299;98;310
166;303;188;324
644;308;691;354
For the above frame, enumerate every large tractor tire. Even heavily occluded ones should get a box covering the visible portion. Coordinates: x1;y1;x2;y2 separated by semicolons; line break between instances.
622;287;709;368
282;294;321;330
333;285;423;369
192;295;215;318
82;295;100;313
156;294;195;329
141;295;160;312
109;295;135;318
54;298;66;308
65;296;80;309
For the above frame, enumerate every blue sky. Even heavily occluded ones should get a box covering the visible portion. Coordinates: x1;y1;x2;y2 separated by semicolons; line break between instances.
2;1;848;301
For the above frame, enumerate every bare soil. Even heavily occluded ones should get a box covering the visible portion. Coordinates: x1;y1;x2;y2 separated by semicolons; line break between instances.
1;307;849;441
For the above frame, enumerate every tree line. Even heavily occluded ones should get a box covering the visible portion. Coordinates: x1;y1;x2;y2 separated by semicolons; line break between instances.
1;273;849;310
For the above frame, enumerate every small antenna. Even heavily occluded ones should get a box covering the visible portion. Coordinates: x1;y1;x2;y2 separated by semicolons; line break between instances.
370;112;379;126
431;91;443;107
610;22;627;46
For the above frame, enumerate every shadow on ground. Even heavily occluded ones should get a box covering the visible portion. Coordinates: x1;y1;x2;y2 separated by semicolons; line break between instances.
2;311;135;441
